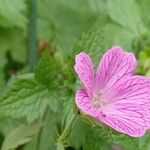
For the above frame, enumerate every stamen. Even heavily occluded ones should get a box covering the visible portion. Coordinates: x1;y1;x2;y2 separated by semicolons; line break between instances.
91;92;106;108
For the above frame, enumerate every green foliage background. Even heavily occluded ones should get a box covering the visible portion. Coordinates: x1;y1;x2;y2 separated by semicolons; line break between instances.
0;0;150;149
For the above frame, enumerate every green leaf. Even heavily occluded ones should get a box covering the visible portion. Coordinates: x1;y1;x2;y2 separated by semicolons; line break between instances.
138;131;150;150
1;122;42;150
0;0;27;29
68;119;87;149
0;74;51;122
112;134;139;150
37;0;98;53
34;50;59;89
51;93;77;149
69;118;114;150
87;0;107;15
107;0;147;35
137;0;150;28
75;20;136;67
0;28;27;63
24;110;61;150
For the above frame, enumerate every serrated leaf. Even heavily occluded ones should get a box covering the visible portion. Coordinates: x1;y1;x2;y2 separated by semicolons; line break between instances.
34;50;59;89
107;0;147;35
1;122;42;150
0;74;51;122
75;20;136;67
0;0;27;29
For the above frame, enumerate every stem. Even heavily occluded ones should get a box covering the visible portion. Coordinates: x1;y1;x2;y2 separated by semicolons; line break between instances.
56;142;65;150
27;0;37;72
56;114;77;149
36;106;49;150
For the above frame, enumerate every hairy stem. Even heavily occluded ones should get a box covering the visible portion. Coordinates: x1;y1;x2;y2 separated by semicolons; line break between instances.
56;142;65;150
56;114;77;149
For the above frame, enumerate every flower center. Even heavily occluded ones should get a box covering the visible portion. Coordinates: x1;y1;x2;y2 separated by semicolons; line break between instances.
91;92;105;108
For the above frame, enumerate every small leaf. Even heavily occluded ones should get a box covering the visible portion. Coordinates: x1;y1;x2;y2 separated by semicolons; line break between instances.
34;50;60;90
1;122;43;150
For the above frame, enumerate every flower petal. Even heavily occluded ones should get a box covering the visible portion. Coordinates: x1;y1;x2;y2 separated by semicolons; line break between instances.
99;103;149;137
108;76;150;106
75;88;102;118
95;46;137;90
74;52;94;90
98;76;150;137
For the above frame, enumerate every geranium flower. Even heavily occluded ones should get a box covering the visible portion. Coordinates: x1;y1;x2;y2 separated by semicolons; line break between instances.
74;46;150;137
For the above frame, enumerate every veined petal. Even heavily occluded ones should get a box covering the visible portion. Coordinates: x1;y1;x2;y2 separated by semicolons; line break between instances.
74;47;150;137
98;75;150;137
95;46;137;90
99;103;149;137
74;52;94;90
75;88;102;118
108;76;150;106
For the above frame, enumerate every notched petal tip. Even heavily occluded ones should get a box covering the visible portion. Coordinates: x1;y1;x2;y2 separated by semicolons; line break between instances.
74;52;94;89
109;46;124;52
74;52;87;71
109;46;137;62
75;52;89;65
95;46;137;89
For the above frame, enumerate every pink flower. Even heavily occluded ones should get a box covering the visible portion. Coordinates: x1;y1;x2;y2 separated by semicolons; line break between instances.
74;46;150;137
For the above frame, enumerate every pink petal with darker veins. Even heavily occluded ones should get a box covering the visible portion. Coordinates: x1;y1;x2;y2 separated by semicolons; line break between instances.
75;88;102;118
107;76;150;105
74;46;150;137
95;46;137;90
99;103;149;137
74;52;94;91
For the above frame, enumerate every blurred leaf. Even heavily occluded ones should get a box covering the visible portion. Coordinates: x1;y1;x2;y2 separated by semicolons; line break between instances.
24;110;62;150
136;47;150;75
37;0;98;53
69;117;114;150
0;74;51;122
0;0;27;29
1;122;42;150
58;96;77;147
0;28;26;85
68;119;86;149
75;20;136;67
0;28;27;63
107;0;147;36
137;0;150;28
0;118;23;139
138;131;150;150
87;0;107;15
112;133;139;150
